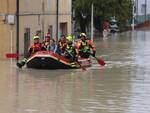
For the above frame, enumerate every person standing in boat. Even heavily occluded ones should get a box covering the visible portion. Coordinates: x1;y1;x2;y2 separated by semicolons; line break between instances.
17;35;42;68
47;39;57;53
64;35;78;63
77;33;96;58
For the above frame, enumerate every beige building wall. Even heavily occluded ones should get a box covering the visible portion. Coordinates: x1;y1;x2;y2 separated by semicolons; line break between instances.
0;0;16;59
0;0;72;59
19;0;72;54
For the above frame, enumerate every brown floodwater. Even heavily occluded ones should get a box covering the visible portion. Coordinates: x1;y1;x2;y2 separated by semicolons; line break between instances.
0;30;150;113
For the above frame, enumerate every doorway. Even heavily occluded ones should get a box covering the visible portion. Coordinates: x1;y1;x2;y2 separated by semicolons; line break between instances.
60;22;68;36
24;28;30;58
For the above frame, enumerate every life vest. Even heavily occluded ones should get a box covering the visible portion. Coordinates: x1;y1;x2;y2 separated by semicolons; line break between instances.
65;45;74;56
42;41;50;49
78;39;96;53
29;43;42;54
75;40;81;49
58;41;67;52
79;41;90;53
65;45;78;56
86;40;96;51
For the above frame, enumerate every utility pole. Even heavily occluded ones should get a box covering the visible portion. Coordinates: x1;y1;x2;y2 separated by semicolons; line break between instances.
56;0;59;42
91;3;94;42
132;0;135;30
16;0;19;61
42;0;45;38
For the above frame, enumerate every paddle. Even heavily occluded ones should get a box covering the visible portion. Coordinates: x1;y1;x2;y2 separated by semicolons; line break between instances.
65;49;86;71
76;59;87;71
90;54;106;66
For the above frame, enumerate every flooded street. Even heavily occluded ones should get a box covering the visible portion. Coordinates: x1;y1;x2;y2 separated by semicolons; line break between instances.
1;30;150;113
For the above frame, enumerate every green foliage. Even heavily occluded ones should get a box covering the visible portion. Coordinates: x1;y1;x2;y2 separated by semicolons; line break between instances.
73;0;92;32
73;0;133;32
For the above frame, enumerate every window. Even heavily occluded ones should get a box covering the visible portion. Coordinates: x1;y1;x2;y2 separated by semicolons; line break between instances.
141;4;146;14
47;0;51;11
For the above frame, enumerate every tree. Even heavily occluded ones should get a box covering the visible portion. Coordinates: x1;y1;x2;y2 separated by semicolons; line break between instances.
73;0;133;32
73;0;92;32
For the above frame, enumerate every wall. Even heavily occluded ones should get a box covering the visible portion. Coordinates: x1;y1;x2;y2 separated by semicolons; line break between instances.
19;0;72;54
0;0;16;59
0;0;72;59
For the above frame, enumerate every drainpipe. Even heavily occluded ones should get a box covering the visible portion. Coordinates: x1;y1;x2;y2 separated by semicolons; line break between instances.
42;0;45;38
56;0;59;42
16;0;19;61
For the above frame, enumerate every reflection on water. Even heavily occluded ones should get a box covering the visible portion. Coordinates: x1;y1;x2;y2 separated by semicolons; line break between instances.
0;30;150;113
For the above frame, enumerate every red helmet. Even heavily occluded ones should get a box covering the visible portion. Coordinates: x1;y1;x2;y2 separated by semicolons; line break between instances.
45;33;51;38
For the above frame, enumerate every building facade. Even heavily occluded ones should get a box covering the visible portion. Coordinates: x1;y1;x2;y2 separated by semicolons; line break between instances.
0;0;72;59
0;0;16;59
135;0;150;24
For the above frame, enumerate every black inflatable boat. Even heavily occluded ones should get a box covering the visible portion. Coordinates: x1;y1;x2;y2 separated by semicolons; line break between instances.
26;51;91;69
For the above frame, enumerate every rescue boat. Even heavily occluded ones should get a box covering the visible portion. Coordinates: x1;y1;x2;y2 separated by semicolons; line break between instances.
26;51;91;69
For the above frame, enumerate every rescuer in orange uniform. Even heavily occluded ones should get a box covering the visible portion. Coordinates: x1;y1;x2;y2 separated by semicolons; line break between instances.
17;35;42;68
77;33;96;58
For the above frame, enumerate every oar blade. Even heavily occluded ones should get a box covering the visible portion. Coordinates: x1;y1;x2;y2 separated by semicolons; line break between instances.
97;58;106;66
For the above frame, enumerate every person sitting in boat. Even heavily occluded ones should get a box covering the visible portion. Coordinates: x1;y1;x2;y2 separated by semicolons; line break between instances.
57;35;67;55
17;35;42;68
28;35;43;56
47;38;57;53
42;33;51;50
77;33;96;58
64;35;78;63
